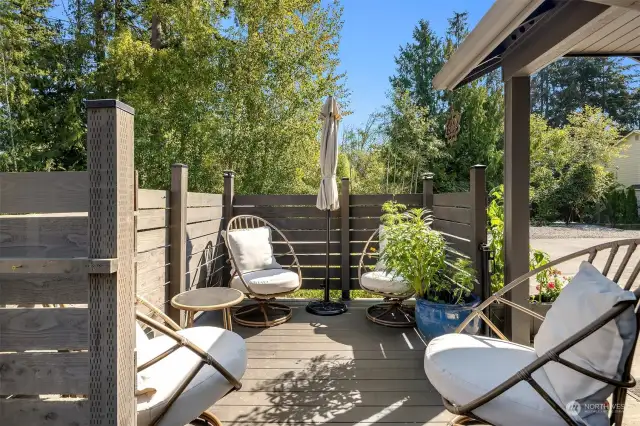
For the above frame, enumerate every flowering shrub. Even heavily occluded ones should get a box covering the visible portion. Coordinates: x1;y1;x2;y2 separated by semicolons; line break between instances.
531;268;568;303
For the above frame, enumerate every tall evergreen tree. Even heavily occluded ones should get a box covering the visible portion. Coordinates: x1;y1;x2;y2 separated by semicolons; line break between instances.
532;57;640;131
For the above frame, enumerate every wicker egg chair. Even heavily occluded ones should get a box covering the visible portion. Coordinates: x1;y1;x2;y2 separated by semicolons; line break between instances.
134;295;246;426
224;215;302;327
358;227;416;327
424;238;640;426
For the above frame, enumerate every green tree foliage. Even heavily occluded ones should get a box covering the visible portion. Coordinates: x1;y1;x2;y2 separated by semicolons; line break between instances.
1;0;347;195
530;106;623;223
383;12;504;192
532;57;640;132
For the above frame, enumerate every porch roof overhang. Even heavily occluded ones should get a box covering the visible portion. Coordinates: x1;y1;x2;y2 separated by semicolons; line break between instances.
433;0;640;90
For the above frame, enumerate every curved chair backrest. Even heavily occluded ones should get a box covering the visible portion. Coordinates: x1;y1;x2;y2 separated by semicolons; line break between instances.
453;238;640;425
225;215;302;297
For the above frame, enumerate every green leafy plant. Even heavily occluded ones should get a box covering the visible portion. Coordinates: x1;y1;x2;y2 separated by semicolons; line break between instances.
488;185;565;301
530;268;567;304
379;201;474;304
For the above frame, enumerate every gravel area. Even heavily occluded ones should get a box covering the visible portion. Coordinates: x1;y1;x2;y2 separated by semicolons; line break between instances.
531;224;640;239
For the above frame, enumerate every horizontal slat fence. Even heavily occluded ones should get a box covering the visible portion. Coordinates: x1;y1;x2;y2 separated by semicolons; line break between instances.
228;166;487;296
0;100;137;425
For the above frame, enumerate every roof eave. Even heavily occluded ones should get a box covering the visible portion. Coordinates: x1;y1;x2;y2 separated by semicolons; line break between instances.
433;0;544;91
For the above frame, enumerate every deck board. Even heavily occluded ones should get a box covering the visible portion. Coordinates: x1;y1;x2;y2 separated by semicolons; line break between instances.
201;305;451;425
199;303;640;425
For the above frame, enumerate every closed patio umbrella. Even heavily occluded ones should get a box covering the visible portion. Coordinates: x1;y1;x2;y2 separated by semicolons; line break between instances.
307;96;348;316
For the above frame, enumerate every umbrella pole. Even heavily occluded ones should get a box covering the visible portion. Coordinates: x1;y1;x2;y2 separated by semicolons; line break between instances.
305;207;347;316
324;209;331;302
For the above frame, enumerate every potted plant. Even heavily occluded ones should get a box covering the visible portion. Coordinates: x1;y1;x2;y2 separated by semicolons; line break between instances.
529;267;567;336
379;201;480;339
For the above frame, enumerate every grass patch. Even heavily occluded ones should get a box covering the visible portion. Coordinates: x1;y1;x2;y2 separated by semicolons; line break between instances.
286;289;377;299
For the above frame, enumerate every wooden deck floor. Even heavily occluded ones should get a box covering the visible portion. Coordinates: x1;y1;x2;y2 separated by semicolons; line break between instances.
199;301;640;426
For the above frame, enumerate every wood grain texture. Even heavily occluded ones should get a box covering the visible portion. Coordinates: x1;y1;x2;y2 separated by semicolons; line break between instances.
136;247;169;275
432;219;471;240
0;214;87;258
137;209;168;231
433;206;471;224
0;352;89;394
233;206;339;218
273;230;341;242
433;191;470;208
259;217;340;231
0;399;88;426
0;172;89;214
186;219;222;239
186;206;223;224
137;265;168;294
441;232;472;256
349;194;422;206
234;194;316;206
188;233;223;256
187;192;223;207
0;308;88;351
273;241;340;254
0;273;88;304
137;189;169;209
137;227;169;253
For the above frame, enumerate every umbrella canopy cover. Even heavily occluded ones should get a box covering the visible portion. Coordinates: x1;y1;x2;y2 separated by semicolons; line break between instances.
317;96;341;211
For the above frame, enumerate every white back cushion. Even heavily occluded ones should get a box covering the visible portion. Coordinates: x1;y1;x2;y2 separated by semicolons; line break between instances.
534;261;636;422
226;226;280;273
136;322;149;349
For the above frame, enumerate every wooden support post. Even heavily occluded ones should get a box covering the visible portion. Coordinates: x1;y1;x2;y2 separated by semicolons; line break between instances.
223;171;235;286
169;164;188;325
341;178;351;301
422;172;434;210
469;165;487;297
504;76;531;345
86;99;136;425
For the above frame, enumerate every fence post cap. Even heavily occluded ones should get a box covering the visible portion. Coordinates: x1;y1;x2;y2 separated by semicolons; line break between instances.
172;163;188;168
223;170;235;177
471;164;487;169
85;99;135;115
341;177;349;181
422;172;435;180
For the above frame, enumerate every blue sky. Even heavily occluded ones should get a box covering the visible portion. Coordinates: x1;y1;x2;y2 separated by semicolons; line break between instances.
336;0;494;130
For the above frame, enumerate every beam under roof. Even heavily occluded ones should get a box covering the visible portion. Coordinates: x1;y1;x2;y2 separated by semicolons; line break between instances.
434;0;640;90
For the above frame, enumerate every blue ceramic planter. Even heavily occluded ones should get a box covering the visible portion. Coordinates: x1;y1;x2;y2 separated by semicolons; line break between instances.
415;295;481;340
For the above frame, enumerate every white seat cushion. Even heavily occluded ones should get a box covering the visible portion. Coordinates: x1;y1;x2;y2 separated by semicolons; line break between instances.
230;269;299;295
361;270;411;295
136;326;247;426
425;334;566;426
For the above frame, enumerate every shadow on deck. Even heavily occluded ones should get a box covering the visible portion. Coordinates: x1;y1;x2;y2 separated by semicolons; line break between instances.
198;302;451;425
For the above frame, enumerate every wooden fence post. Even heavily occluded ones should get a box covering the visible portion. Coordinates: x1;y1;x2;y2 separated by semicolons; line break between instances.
223;171;235;286
86;99;136;425
169;164;188;325
341;178;350;301
422;172;434;210
469;165;487;297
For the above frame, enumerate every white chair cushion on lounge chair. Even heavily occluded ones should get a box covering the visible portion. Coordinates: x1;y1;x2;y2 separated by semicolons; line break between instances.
225;226;281;273
425;333;566;426
361;270;410;294
136;326;247;426
534;261;637;425
230;269;299;295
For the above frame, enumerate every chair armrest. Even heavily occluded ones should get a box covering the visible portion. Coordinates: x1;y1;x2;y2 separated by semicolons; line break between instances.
136;312;242;390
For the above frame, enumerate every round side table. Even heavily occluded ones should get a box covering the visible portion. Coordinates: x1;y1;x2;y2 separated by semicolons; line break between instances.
171;287;244;330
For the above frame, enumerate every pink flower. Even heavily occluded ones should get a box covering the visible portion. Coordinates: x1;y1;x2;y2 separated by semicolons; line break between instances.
547;283;555;289
536;285;540;291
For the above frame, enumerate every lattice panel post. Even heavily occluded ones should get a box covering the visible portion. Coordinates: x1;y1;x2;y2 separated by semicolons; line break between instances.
223;171;235;286
86;99;136;426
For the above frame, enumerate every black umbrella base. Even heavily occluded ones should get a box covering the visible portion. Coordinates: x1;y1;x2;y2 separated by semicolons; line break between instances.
306;300;348;316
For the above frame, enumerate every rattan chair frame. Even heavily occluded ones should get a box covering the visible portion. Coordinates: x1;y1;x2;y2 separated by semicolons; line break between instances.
135;295;242;426
225;215;302;327
358;228;416;327
441;238;640;426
